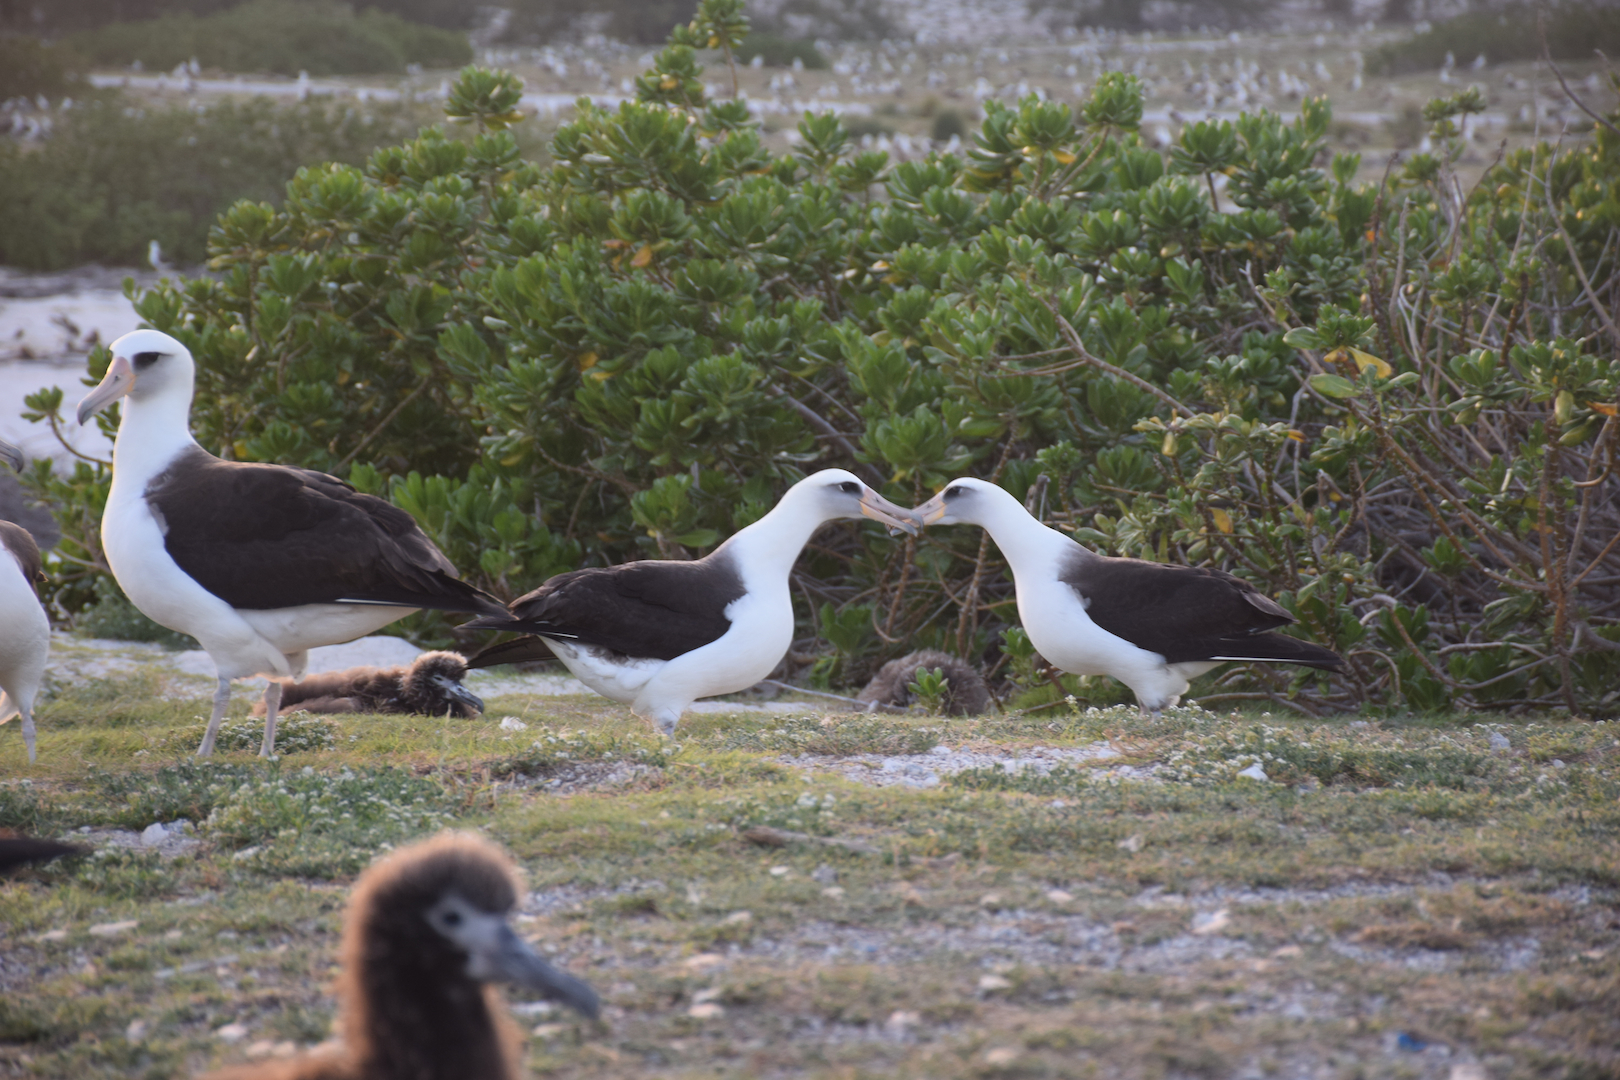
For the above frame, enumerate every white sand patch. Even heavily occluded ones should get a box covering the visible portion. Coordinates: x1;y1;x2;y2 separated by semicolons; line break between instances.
0;281;142;463
782;741;1156;788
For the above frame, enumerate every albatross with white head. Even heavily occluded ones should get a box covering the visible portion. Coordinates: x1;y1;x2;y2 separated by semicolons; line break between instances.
78;329;505;756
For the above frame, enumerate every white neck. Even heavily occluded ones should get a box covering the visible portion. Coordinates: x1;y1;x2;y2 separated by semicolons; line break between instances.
970;485;1086;573
111;387;202;491
718;486;834;582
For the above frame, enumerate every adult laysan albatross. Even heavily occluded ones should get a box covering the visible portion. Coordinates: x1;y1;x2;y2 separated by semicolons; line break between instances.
915;478;1342;712
462;469;916;734
77;329;506;758
0;438;51;763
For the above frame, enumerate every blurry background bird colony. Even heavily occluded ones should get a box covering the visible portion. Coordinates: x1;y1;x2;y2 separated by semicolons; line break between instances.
1;0;1618;718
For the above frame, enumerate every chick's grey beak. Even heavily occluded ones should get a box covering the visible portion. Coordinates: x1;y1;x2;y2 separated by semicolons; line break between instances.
914;493;949;526
481;921;601;1020
0;439;23;473
431;673;485;716
859;488;919;535
77;354;135;425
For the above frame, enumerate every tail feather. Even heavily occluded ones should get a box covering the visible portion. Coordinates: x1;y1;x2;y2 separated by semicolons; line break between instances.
1208;633;1344;670
463;635;557;670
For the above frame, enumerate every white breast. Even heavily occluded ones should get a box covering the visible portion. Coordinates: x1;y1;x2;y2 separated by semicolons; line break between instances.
541;638;665;703
1013;567;1166;684
0;552;50;716
102;485;408;681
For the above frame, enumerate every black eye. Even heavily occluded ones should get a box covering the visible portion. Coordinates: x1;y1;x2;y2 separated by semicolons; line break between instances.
132;351;162;369
945;486;963;498
442;910;462;927
839;481;860;494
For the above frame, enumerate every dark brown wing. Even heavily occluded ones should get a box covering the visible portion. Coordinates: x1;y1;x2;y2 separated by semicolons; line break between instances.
0;520;43;598
147;448;502;616
1062;552;1328;664
464;555;745;662
0;837;83;873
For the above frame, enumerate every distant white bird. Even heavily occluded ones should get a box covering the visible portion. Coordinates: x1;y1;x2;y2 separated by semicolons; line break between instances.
0;439;49;763
146;239;170;274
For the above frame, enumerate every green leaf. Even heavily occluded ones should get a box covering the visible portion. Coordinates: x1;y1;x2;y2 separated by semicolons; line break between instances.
1309;374;1358;399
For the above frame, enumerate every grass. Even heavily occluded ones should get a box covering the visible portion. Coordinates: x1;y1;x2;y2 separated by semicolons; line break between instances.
1;659;1618;1079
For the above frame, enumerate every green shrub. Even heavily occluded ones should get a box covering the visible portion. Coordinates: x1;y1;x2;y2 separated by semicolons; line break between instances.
19;1;1620;717
1371;3;1620;74
164;714;338;754
0;37;86;101
67;0;472;76
734;32;826;69
92;762;257;828
930;108;968;143
204;763;453;877
0;94;430;269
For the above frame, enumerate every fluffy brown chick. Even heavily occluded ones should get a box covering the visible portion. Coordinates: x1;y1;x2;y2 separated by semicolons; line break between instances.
201;832;598;1080
255;652;483;719
857;649;991;716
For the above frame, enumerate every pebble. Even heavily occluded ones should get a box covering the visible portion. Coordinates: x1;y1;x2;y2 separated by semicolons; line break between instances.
984;1047;1019;1066
1191;909;1231;935
821;886;845;899
811;863;837;884
977;974;1012;991
884;1009;920;1035
769;865;790;877
1117;833;1144;853
1489;731;1511;751
124;1020;147;1044
681;953;725;971
1237;762;1270;782
141;823;169;846
687;1002;725;1019
88;920;138;937
1046;889;1074;903
215;1022;249;1043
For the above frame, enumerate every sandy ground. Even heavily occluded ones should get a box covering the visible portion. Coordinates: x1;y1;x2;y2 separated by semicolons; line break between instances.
0;267;156;464
42;632;812;716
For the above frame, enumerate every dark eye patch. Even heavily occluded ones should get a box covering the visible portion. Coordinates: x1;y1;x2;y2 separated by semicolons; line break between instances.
839;481;860;494
945;486;963;498
132;351;162;370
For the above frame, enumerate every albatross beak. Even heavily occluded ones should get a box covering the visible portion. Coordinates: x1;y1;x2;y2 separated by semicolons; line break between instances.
0;439;23;473
431;673;485;716
76;354;135;425
859;488;920;535
474;919;602;1020
913;492;949;526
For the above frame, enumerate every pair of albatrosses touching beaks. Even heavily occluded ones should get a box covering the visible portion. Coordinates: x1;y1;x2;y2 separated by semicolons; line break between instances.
0;438;51;762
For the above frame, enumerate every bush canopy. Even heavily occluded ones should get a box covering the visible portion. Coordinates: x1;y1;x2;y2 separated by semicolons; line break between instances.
21;8;1620;718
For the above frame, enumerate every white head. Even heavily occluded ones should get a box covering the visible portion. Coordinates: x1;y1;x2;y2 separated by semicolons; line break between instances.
913;477;1024;528
76;329;196;426
778;469;917;534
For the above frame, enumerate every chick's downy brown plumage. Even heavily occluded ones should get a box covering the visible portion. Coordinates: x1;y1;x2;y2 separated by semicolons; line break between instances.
858;649;991;716
202;832;598;1080
255;652;483;719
